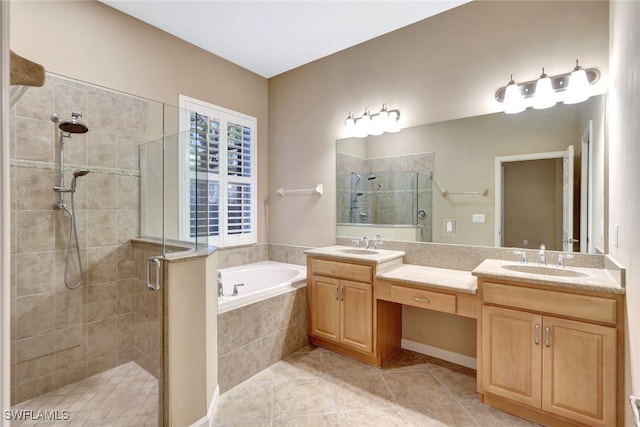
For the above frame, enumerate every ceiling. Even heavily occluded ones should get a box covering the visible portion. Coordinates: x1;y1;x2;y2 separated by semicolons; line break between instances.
100;1;470;79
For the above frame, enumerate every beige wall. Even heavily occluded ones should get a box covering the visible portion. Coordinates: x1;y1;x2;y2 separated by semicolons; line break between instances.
609;2;640;426
10;0;269;243
268;0;609;247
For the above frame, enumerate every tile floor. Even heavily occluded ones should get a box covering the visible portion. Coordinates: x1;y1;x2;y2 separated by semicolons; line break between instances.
10;362;158;426
213;346;541;426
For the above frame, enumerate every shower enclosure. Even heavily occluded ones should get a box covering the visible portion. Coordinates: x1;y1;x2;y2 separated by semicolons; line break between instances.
8;73;182;426
337;169;433;242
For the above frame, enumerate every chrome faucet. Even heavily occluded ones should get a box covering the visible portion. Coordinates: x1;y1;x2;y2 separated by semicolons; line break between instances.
217;271;224;297
373;234;383;250
538;244;546;265
232;283;244;296
557;253;574;267
513;250;527;264
361;236;370;250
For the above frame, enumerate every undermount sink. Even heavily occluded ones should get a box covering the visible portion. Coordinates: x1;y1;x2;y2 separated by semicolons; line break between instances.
501;264;589;278
339;248;379;255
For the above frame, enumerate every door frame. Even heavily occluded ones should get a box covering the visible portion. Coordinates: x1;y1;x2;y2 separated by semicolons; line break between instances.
495;150;568;247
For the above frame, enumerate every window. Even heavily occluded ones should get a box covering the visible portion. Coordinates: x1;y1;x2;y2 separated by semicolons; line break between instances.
179;95;257;247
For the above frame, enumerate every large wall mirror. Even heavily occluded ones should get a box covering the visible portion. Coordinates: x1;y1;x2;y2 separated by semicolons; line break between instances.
336;95;606;254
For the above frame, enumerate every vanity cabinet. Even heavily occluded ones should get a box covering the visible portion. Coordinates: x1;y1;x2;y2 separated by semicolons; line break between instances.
307;255;402;365
479;279;622;427
309;276;372;353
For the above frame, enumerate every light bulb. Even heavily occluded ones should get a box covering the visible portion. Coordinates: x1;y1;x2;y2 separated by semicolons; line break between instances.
386;110;400;133
503;76;525;114
564;60;590;104
345;112;356;136
532;68;556;110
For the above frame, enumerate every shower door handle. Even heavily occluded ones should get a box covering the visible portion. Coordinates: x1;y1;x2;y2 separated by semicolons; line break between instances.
146;256;161;291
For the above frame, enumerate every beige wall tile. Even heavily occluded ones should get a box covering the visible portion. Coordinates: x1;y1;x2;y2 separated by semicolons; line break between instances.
87;283;117;322
88;317;117;359
15;168;55;211
87;210;117;247
88;130;117;168
87;246;117;284
16;251;54;296
16;210;55;253
87;173;116;210
116;175;139;210
54;289;85;329
14;118;55;162
15;293;55;339
53;324;87;371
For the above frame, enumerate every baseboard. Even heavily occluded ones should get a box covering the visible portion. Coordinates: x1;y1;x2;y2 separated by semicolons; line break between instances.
189;384;220;427
401;338;477;370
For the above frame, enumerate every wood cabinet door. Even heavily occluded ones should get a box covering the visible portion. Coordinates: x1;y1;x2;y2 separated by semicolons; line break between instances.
542;316;616;427
482;305;542;407
310;276;340;342
339;280;373;353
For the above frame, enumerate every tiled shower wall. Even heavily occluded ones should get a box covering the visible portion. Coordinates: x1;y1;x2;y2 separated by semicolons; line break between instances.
337;152;434;242
9;74;149;403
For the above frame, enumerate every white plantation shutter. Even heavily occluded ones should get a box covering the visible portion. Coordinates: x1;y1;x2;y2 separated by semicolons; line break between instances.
180;95;257;247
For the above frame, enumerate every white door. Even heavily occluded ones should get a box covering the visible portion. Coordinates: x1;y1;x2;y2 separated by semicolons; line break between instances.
562;145;574;252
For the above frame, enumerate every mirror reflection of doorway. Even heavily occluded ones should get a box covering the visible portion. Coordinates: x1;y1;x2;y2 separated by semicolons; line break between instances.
495;145;577;252
502;157;564;250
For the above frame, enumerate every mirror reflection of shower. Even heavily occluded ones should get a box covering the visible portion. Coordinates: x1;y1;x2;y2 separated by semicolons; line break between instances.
51;112;90;289
349;172;376;223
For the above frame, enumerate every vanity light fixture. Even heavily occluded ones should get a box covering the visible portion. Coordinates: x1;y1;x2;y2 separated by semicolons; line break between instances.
345;104;401;138
495;60;600;114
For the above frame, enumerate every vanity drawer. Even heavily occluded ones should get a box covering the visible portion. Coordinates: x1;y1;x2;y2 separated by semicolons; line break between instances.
312;258;373;283
388;284;456;314
482;281;616;324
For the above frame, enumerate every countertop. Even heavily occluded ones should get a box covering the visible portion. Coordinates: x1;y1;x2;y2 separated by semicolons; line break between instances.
376;264;477;295
472;259;625;295
304;245;405;265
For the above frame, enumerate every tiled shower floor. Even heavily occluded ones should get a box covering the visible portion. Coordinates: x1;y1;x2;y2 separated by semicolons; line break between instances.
10;362;158;426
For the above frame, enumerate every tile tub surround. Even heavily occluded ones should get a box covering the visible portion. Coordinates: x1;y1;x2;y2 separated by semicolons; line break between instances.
213;346;540;426
10;73;149;404
217;243;312;269
218;286;308;393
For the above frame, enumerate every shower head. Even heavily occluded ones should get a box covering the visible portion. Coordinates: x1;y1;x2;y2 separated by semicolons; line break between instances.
70;169;90;191
366;172;376;180
51;112;89;134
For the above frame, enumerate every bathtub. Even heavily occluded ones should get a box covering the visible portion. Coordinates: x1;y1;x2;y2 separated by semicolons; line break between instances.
217;261;307;313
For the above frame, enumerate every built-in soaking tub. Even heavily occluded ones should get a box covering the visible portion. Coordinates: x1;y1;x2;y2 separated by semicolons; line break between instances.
218;261;307;313
217;260;309;392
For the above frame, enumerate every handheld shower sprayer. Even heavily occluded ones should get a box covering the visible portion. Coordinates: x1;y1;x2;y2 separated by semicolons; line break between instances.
70;169;90;192
51;112;90;290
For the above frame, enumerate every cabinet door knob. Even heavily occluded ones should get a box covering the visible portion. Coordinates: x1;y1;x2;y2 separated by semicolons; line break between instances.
340;286;344;301
534;324;540;345
335;286;339;300
544;326;551;347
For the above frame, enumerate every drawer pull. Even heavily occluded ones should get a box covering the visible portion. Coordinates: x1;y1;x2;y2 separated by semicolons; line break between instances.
412;297;431;303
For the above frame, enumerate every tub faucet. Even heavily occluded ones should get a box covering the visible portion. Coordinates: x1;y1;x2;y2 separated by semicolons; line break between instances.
232;283;244;296
217;271;224;297
538;244;546;265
